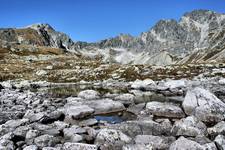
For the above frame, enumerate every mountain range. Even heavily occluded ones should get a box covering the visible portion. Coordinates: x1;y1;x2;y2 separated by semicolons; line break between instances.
0;9;225;65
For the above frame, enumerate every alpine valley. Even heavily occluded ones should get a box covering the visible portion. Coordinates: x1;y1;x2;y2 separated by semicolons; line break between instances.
1;9;225;150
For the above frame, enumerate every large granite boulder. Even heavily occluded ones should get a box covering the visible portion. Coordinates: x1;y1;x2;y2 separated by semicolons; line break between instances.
171;116;207;137
182;87;225;124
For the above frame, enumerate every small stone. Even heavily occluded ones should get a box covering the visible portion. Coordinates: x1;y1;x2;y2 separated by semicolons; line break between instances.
169;136;204;150
63;125;85;142
63;142;97;150
78;90;100;100
23;145;38;150
36;70;47;76
214;135;225;150
53;121;69;130
34;134;57;148
26;130;39;139
79;118;98;127
208;121;225;138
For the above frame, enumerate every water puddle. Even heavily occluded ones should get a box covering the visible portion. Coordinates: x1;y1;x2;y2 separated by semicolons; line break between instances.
94;111;137;124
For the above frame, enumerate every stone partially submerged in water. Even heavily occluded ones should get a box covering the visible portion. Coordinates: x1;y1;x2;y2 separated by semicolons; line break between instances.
182;87;225;124
64;105;94;121
146;101;185;118
85;99;125;114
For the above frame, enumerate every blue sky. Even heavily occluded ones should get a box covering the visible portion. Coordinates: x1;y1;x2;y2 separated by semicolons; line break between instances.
0;0;224;42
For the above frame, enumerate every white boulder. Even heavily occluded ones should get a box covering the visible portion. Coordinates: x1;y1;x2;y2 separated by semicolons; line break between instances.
131;79;155;89
182;87;225;123
78;90;100;100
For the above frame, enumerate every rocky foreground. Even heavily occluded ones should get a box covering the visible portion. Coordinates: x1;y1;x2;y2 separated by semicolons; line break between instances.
1;76;225;150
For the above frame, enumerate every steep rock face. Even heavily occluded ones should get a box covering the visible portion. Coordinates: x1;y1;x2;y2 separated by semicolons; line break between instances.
0;23;76;51
79;10;225;65
27;24;75;50
97;10;225;55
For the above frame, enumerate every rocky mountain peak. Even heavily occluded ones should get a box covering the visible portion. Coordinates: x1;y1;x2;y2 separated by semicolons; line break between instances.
77;9;225;65
183;9;218;22
26;23;55;31
0;9;225;66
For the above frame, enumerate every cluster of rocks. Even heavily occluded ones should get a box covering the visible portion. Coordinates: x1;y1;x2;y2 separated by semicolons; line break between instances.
0;78;225;149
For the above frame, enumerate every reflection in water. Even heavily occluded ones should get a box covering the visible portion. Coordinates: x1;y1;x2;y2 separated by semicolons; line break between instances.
95;116;124;124
94;111;137;124
31;84;129;98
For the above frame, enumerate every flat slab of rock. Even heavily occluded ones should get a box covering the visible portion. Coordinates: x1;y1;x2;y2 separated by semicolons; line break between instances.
114;93;135;105
146;101;185;118
171;116;207;137
85;99;125;114
114;119;172;137
63;142;97;150
64;105;94;120
79;118;98;127
182;87;225;123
